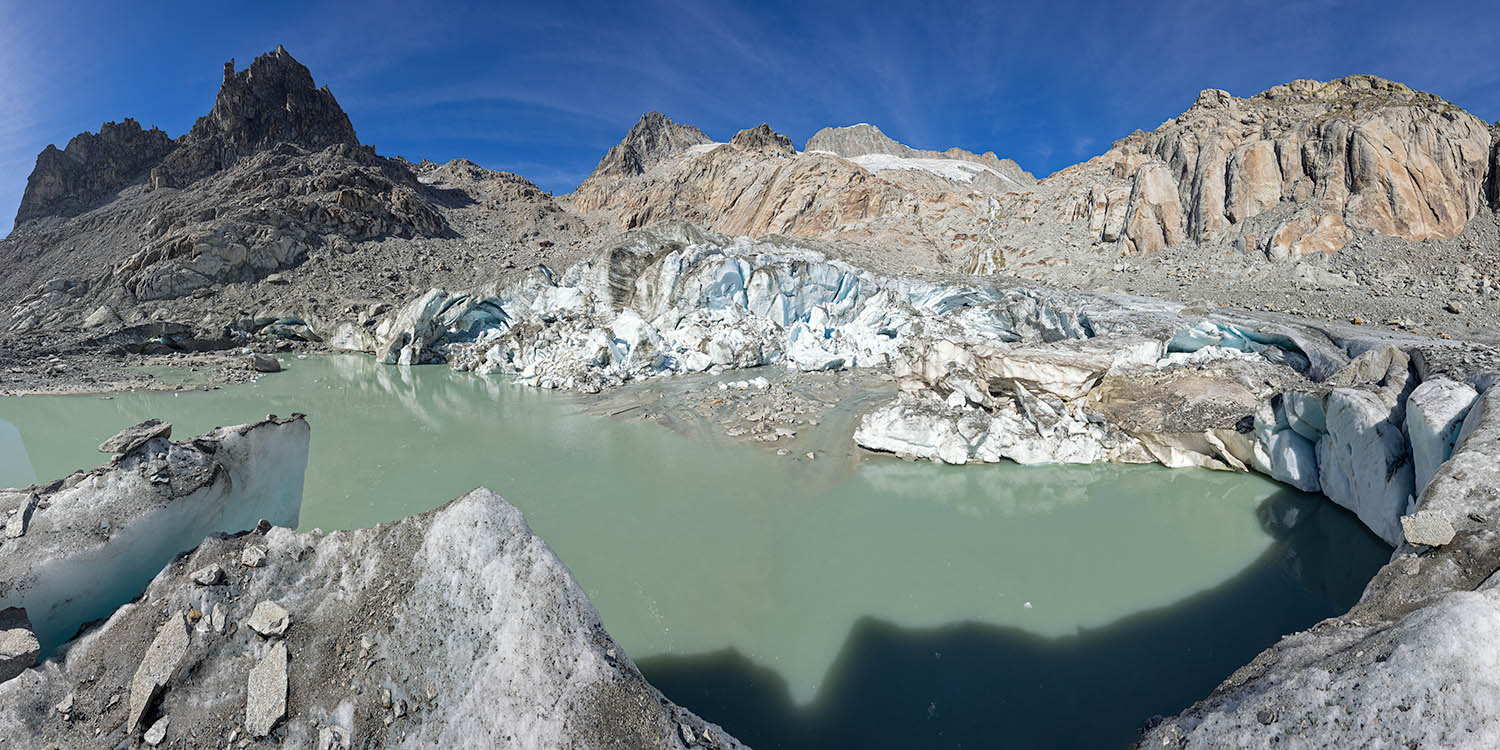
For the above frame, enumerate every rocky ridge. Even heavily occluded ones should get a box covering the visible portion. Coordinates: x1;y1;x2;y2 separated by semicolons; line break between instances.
14;119;175;226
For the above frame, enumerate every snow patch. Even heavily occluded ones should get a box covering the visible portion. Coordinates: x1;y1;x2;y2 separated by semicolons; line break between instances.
849;153;1021;187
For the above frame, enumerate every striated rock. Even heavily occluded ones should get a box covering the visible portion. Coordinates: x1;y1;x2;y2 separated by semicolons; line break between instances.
569;118;1034;271
1044;75;1492;262
0;417;308;654
14;119;175;226
0;608;39;685
98;418;172;454
0;488;744;749
1118;162;1186;255
151;46;359;189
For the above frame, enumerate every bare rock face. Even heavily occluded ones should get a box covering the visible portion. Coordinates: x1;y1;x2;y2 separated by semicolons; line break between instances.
580;111;710;184
14;119;175;226
730;123;794;156
805;122;916;158
568;115;1037;274
1118;162;1187;255
1489;123;1500;209
1053;75;1492;256
151;46;359;189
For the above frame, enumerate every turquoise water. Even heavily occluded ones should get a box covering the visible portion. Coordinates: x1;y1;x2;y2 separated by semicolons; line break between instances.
0;355;1390;747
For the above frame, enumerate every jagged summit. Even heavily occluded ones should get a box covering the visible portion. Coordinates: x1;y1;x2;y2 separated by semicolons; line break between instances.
729;123;793;155
151;45;359;188
13;46;359;228
580;111;710;184
14;118;175;225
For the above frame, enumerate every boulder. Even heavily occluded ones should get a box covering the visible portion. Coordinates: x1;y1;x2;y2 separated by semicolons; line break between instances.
1400;510;1456;547
246;641;288;737
0;608;39;685
127;612;188;733
246;601;291;637
98;418;172;454
247;353;282;373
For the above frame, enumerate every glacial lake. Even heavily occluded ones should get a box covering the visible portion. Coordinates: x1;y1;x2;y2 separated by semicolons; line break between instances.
0;355;1390;748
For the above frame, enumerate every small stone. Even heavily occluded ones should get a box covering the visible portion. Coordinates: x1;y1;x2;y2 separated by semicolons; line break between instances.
317;725;351;750
1256;708;1278;725
241;545;268;568
188;607;203;624
679;723;696;744
191;563;227;585
211;603;228;633
55;692;75;714
246;601;291;637
248;354;282;373
1401;510;1456;547
98;419;172;454
394;699;406;718
144;717;169;746
1444;301;1464;314
246;641;288;737
380;688;392;709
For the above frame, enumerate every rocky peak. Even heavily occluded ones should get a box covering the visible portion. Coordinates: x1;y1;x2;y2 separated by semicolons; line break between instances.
151;46;359;188
1061;74;1492;257
13;118;175;227
729;124;794;156
581;112;710;184
803;123;915;158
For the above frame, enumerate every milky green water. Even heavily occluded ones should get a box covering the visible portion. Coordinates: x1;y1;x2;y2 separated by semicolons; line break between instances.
0;355;1389;748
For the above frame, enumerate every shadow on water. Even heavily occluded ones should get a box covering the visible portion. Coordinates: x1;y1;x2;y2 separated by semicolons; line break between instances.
640;488;1391;749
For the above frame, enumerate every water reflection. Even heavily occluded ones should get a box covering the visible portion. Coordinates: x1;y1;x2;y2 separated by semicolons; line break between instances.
641;489;1390;749
0;357;1390;744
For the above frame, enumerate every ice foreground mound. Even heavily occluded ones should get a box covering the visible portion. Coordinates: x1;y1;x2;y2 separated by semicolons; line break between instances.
0;487;745;749
0;416;308;656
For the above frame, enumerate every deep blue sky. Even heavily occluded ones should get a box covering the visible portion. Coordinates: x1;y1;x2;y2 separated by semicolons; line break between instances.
3;0;1497;233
